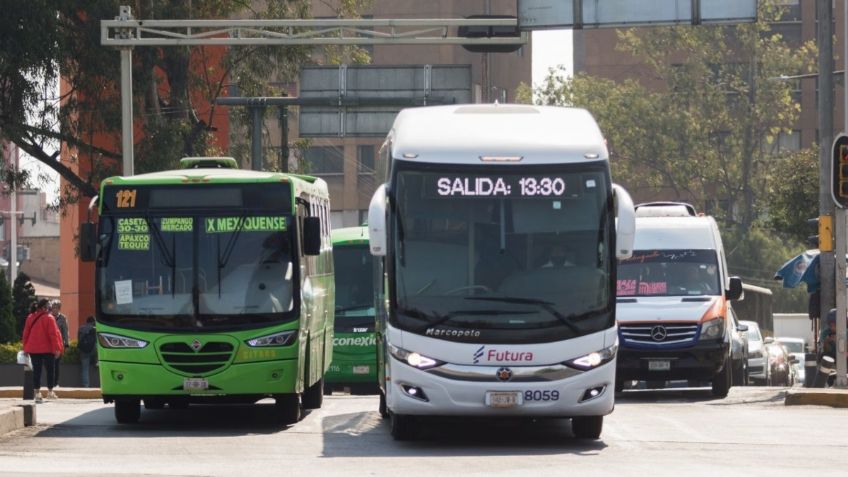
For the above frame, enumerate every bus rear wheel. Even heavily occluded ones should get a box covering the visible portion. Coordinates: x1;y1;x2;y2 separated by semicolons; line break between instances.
302;377;324;410
572;416;603;439
115;399;141;424
274;394;301;425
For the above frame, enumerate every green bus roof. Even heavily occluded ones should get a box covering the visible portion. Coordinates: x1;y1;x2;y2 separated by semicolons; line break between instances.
101;168;321;187
332;226;368;246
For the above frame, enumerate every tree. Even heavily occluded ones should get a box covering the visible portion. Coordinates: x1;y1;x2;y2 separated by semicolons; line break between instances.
527;0;815;232
0;0;369;206
764;147;819;244
12;272;36;339
0;272;15;343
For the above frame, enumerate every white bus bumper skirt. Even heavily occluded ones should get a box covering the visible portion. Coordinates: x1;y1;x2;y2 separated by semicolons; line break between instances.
387;359;615;417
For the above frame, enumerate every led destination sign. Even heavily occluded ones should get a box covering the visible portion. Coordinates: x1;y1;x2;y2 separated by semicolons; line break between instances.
434;175;584;198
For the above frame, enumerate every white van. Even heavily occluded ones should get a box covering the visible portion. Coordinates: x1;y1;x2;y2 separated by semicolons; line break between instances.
615;202;745;397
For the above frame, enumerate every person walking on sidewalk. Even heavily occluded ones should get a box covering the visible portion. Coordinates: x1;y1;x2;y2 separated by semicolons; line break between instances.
22;299;64;402
77;316;97;388
50;301;69;388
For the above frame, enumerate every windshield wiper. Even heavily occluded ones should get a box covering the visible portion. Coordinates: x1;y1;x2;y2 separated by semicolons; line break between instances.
143;216;177;297
336;304;373;313
423;308;536;328
216;215;248;298
464;297;581;334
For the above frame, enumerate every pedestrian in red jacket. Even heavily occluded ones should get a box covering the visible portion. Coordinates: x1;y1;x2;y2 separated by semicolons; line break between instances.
22;298;64;402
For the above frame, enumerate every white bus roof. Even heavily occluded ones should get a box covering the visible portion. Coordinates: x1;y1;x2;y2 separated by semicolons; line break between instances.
390;104;608;165
633;216;718;250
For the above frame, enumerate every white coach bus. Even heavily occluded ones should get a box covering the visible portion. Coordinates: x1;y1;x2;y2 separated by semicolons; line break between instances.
367;104;636;440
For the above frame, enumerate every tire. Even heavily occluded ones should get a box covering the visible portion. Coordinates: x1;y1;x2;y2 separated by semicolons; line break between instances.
390;413;415;441
572;416;603;439
378;389;388;418
302;377;324;410
711;357;732;398
732;359;747;387
274;394;301;425
114;399;140;424
143;398;165;410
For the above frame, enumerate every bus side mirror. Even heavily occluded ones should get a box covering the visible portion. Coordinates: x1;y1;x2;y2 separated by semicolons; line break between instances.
368;185;387;257
613;184;635;259
726;276;743;301
303;217;321;256
80;222;97;262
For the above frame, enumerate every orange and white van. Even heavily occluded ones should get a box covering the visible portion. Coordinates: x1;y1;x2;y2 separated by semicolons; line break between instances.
615;203;744;397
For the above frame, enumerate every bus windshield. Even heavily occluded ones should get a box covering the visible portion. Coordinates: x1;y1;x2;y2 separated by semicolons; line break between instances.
617;249;720;297
98;214;296;330
333;244;375;331
391;163;613;343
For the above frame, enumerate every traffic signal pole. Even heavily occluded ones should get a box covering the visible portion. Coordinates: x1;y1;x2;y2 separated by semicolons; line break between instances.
818;0;836;353
838;0;848;388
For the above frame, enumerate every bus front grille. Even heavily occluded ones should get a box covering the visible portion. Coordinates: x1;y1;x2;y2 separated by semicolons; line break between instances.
159;341;235;376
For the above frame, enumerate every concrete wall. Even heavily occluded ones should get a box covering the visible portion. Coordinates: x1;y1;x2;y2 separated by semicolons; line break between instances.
19;236;60;286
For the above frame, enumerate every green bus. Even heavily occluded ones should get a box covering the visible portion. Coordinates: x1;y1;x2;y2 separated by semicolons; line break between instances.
326;226;378;394
81;157;334;424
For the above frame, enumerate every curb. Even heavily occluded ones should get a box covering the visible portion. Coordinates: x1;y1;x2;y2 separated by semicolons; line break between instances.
0;387;102;399
784;389;848;408
0;403;36;436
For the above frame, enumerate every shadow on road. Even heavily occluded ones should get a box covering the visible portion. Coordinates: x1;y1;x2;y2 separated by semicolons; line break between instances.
35;401;298;438
320;411;608;457
614;387;719;403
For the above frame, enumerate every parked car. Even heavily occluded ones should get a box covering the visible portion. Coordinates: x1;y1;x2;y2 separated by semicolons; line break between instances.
776;337;806;386
728;307;749;386
764;338;797;386
741;320;769;385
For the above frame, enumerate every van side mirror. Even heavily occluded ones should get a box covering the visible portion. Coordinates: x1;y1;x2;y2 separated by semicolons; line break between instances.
80;222;97;262
368;185;387;257
726;276;743;301
764;336;775;344
737;323;748;333
612;184;635;259
303;217;321;256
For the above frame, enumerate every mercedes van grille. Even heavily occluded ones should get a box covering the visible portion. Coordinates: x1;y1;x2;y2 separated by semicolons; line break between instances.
620;323;699;345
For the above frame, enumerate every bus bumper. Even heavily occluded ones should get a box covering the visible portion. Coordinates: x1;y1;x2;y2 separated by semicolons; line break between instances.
386;358;615;417
99;359;300;399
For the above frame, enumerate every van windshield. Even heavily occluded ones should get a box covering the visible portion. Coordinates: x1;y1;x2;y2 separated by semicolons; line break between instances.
617;249;720;297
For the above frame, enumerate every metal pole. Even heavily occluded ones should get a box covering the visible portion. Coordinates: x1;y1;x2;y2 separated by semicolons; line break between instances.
250;106;263;171
10;189;16;283
279;106;289;173
120;46;134;176
819;0;836;326
837;0;848;388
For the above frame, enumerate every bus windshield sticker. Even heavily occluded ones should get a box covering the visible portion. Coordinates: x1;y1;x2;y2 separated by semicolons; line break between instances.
617;280;668;296
205;216;287;233
428;175;581;198
117;218;148;233
114;280;133;305
160;217;193;232
118;234;150;251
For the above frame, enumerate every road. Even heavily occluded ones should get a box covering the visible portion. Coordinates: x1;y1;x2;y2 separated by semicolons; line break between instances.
0;387;845;477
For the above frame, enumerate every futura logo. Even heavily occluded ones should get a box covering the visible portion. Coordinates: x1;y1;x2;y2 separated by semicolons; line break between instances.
473;345;485;364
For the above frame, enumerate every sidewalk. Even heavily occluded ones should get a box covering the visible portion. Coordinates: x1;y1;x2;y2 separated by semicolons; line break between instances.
0;387;101;436
784;387;848;408
0;387;102;400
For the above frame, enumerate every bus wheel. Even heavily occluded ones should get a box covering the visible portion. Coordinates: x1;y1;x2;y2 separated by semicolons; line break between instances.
274;394;301;425
711;357;732;398
144;398;165;410
115;399;141;424
572;416;603;439
390;413;415;441
378;390;388;419
302;377;324;410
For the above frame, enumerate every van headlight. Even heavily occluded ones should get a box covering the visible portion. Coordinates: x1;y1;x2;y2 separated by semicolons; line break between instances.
389;344;443;370
246;330;296;347
565;343;618;371
98;332;148;349
700;318;725;340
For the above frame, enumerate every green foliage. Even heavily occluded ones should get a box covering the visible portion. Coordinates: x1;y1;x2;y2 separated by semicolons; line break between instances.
724;227;808;313
0;342;20;364
0;273;15;343
764;148;819;244
60;340;80;365
12;272;37;339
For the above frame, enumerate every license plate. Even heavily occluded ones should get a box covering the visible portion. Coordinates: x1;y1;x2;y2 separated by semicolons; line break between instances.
183;378;209;391
485;391;523;408
352;365;370;375
648;360;671;371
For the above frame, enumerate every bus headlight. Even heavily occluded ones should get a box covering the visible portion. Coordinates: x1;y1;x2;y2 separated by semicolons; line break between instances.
700;318;725;340
389;344;443;370
565;343;617;371
98;332;148;349
246;330;296;347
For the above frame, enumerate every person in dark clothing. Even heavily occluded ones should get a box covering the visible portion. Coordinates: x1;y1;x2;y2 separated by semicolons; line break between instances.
51;301;69;388
77;316;98;388
22;298;64;402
